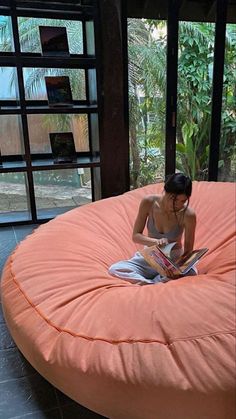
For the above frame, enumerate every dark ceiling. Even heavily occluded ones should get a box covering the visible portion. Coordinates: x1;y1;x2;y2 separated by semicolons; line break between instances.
127;0;236;23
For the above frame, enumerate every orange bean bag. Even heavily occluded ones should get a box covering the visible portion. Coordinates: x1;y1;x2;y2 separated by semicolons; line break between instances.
1;181;235;419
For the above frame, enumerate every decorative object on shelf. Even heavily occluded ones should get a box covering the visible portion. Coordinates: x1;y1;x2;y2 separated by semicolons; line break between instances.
45;76;73;106
39;26;70;56
50;132;77;163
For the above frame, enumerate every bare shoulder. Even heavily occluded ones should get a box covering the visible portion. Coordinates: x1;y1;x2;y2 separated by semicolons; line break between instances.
139;195;160;213
140;194;161;209
184;206;197;224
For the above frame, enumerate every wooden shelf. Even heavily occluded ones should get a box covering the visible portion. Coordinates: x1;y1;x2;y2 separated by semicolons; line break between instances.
0;54;96;68
31;155;100;170
0;103;97;114
0;161;27;172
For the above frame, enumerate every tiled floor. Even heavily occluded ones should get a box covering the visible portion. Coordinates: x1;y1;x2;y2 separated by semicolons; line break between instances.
0;225;107;419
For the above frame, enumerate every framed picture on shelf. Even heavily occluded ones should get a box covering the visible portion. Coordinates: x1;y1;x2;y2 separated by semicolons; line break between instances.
45;76;73;106
39;26;70;56
49;132;77;163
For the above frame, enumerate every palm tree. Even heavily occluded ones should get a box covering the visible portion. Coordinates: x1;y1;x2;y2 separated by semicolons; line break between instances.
128;19;236;184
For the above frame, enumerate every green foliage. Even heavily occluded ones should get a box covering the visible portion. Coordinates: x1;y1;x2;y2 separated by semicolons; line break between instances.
128;19;236;185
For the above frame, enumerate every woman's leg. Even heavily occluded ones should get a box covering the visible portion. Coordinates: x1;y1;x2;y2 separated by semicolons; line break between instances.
152;266;198;284
108;252;157;285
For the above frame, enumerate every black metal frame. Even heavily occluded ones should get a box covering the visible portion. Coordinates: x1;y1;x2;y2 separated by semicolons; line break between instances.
0;0;101;226
208;0;228;180
165;0;180;176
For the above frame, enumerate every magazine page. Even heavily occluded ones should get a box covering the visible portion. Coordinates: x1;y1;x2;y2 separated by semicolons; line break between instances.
161;242;178;258
140;245;182;277
177;248;208;274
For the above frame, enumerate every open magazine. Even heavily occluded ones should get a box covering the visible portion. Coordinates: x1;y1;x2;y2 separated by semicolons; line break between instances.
140;242;208;278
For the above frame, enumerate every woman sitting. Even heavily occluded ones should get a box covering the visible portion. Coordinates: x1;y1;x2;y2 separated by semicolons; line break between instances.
109;172;197;284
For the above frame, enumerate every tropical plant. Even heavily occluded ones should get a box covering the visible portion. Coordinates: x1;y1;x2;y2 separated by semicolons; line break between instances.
218;24;236;181
128;19;236;186
128;18;167;188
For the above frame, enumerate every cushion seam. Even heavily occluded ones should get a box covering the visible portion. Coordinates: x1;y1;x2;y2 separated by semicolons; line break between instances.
8;254;236;346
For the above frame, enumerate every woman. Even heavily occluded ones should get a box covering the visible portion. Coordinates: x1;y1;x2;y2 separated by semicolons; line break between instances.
109;173;197;284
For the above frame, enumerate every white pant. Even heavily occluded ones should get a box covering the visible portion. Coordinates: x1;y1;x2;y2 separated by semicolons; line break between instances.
109;252;197;285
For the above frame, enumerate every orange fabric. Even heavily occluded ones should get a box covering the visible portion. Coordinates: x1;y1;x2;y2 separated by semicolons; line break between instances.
1;181;236;419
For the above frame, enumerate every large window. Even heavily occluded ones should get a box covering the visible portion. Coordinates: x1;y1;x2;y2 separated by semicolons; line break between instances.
218;23;236;181
177;22;215;180
128;5;235;186
128;18;167;189
33;168;92;220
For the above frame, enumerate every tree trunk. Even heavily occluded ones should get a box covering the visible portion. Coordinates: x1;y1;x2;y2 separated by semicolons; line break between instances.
176;127;190;176
130;126;141;188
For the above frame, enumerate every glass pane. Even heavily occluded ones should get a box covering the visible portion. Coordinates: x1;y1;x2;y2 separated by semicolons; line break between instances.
90;113;99;153
218;23;236;181
177;22;215;180
28;114;89;153
0;115;24;156
0;67;19;100
92;167;101;201
0;172;31;223
23;68;86;101
88;69;97;103
18;17;83;54
33;168;92;219
0;15;14;52
86;21;95;55
128;18;167;189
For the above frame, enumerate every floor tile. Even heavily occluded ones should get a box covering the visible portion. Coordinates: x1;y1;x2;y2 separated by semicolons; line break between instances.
54;389;75;407
0;348;36;381
0;227;17;274
9;407;62;419
0;322;16;350
0;304;5;323
55;389;107;418
61;403;107;419
0;374;58;418
13;225;39;244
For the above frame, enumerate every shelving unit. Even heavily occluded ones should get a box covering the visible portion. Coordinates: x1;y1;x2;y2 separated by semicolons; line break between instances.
0;0;101;226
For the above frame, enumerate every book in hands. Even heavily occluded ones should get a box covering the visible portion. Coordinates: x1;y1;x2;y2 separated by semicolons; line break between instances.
39;26;70;56
50;132;77;163
140;242;208;278
45;76;73;106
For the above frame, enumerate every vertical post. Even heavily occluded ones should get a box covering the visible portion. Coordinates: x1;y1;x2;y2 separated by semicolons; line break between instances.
165;0;180;177
98;0;130;198
208;0;227;181
11;3;37;222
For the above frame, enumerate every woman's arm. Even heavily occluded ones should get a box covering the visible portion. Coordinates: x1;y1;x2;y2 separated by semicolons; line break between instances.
183;209;197;254
132;196;167;247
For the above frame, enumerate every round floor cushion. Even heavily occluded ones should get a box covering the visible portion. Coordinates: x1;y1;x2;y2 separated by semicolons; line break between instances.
1;181;235;419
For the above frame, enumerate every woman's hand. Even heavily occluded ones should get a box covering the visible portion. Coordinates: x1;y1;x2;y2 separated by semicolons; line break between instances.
155;238;168;247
